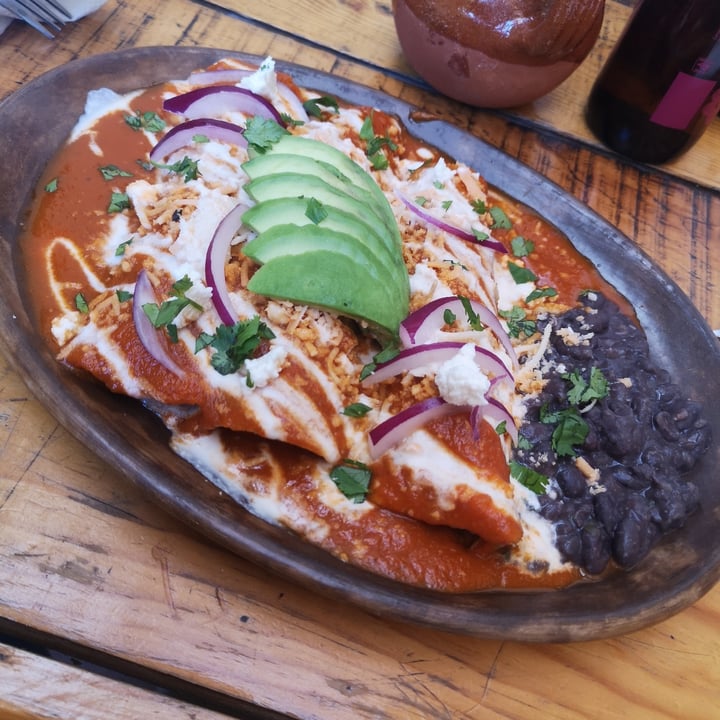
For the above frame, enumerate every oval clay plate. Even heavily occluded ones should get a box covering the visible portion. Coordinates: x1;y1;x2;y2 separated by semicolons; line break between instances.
0;47;718;642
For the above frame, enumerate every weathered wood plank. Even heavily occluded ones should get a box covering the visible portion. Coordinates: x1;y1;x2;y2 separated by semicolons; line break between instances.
0;2;718;719
214;0;720;191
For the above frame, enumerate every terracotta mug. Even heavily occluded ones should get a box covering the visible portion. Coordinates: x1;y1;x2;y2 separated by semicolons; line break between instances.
393;0;605;108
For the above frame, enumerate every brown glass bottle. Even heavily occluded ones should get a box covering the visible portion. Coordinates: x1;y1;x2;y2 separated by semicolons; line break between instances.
586;0;720;164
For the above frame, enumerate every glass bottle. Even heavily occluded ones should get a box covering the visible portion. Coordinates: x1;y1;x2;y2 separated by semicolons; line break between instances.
586;0;720;164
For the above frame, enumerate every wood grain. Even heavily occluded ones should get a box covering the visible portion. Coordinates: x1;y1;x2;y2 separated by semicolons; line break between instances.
216;0;720;191
0;642;229;719
0;1;719;719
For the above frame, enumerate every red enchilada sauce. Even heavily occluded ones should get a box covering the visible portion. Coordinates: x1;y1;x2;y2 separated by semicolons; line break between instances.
22;77;633;592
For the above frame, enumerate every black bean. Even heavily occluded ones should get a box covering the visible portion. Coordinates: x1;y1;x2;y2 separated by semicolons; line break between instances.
654;410;680;442
581;521;611;575
556;465;586;498
523;292;708;576
612;498;660;568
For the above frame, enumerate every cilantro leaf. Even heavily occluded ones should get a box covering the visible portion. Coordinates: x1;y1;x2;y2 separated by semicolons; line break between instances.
151;156;200;182
330;459;371;503
244;117;289;154
507;262;537;284
459;295;484;331
142;275;203;340
564;367;609;406
100;165;134;181
125;111;166;133
540;405;589;457
108;192;131;213
115;238;133;256
488;206;512;230
305;197;328;224
303;95;339;118
45;177;59;193
471;198;487;214
342;403;372;418
201;316;276;376
498;306;537;339
525;287;557;303
75;293;89;314
510;460;549;494
511;236;535;257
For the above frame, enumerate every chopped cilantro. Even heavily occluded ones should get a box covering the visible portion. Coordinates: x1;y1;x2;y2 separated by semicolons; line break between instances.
359;113;397;170
443;308;457;325
75;293;89;314
115;238;133;256
525;287;557;303
510;460;549;494
192;134;210;143
342;403;372;418
415;196;428;207
116;289;133;303
108;192;131;214
508;262;537;284
499;306;536;339
199;316;276;376
360;342;400;381
516;434;533;451
488;206;512;229
540;405;589;457
100;165;133;181
305;197;328;224
151;156;200;182
564;367;609;406
303;95;339;118
459;296;484;331
125;111;166;133
142;275;202;341
441;200;453;212
44;177;59;193
472;228;490;242
244;117;289;154
511;236;535;257
471;198;487;214
330;459;371;503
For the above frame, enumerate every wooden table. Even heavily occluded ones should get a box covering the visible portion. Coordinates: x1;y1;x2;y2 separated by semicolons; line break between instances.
1;1;719;718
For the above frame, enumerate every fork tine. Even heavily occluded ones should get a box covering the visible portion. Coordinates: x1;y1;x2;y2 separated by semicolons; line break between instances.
41;0;71;20
0;0;57;37
19;0;67;25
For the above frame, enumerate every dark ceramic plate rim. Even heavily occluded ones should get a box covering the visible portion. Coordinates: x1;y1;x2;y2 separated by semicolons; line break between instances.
1;47;718;642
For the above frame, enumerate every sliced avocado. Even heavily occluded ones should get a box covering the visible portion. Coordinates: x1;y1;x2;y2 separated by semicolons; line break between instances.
247;250;404;336
245;173;393;252
242;197;408;291
243;224;402;307
244;153;392;236
260;135;401;251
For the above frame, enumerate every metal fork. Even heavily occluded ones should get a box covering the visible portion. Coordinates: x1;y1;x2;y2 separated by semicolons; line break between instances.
0;0;71;38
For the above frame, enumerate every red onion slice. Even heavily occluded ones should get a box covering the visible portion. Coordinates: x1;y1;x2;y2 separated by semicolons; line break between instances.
399;296;517;369
397;191;506;254
132;270;185;377
204;203;247;325
149;118;247;162
163;85;285;126
369;397;467;460
362;341;512;385
470;398;518;444
185;69;309;123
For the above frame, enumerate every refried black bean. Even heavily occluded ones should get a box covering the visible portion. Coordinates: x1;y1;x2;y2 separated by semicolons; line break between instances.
515;292;711;576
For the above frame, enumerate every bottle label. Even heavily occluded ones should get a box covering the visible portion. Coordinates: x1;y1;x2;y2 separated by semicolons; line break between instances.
650;73;717;130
